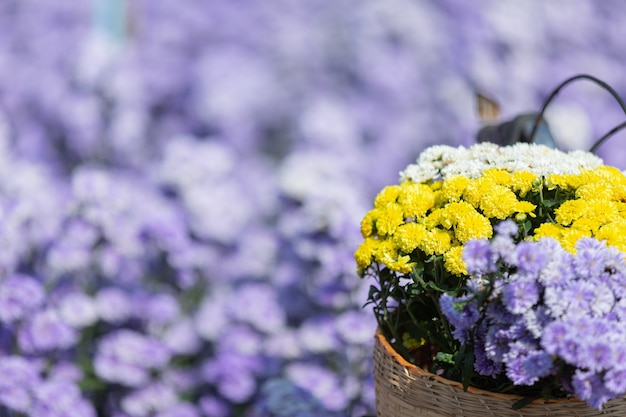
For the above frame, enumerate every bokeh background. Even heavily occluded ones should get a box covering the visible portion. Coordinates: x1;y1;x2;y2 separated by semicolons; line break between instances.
1;1;626;416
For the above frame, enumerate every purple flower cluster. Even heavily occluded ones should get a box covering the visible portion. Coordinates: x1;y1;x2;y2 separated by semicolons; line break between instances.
442;221;626;409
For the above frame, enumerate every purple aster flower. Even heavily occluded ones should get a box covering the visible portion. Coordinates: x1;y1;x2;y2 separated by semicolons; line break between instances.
230;283;286;334
298;316;341;353
489;234;517;265
562;280;596;317
334;310;377;345
574;243;608;279
0;273;45;323
494;220;518;237
48;362;83;384
285;362;349;412
161;318;201;355
501;277;539;314
462;239;495;276
194;295;229;341
31;378;96;417
138;292;180;324
121;383;178;417
218;326;263;357
522;351;554;382
589;283;615;317
198;396;230;417
217;370;258;404
18;309;77;353
94;287;132;323
505;355;533;386
605;368;626;395
473;345;502;378
484;325;512;363
0;356;41;413
57;292;98;328
571;370;612;410
94;329;171;387
155;403;200;417
579;341;614;372
439;293;480;337
514;241;549;275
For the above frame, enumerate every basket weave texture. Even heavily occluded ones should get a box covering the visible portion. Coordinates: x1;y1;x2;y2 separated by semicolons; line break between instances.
373;331;626;417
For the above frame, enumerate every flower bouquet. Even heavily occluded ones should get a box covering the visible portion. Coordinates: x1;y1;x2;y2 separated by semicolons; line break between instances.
356;142;626;415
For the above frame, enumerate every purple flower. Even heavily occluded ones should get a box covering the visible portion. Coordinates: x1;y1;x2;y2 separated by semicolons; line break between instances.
580;340;614;372
161;318;201;355
230;283;286;334
31;378;96;417
522;351;554;382
155;403;200;417
540;322;568;355
514;241;549;275
18;309;77;353
605;368;626;395
94;287;132;323
334;310;376;345
57;292;98;328
0;356;41;413
0;273;45;323
484;325;513;362
198;396;230;417
285;363;349;412
94;330;171;387
571;370;613;410
574;242;607;279
462;239;494;275
439;293;480;337
473;346;502;378
494;220;518;237
562;281;596;317
121;383;178;417
501;277;539;314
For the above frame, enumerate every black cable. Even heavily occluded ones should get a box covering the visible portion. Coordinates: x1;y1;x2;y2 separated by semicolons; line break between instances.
589;120;626;153
528;74;626;147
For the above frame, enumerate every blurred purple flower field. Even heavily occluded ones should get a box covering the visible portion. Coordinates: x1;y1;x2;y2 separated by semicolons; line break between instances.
1;1;626;416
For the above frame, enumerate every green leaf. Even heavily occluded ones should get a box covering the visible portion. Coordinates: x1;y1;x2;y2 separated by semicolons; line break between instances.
435;351;454;364
461;349;474;391
512;396;537;410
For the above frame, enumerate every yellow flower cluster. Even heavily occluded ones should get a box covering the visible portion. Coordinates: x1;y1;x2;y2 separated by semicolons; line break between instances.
356;164;626;279
355;168;538;276
535;166;626;252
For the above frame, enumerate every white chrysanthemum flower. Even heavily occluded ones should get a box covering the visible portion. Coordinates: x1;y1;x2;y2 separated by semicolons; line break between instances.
400;143;604;182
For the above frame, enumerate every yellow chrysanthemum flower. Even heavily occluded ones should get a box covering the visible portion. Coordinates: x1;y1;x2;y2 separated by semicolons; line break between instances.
533;222;563;241
387;254;414;274
373;239;399;266
482;168;512;185
397;182;435;218
441;176;469;202
360;209;377;238
420;228;453;256
554;200;586;226
354;237;379;273
455;212;493;243
596;219;626;252
511;171;538;196
443;246;467;276
374;185;401;208
375;203;404;236
393;222;427;254
479;185;524;220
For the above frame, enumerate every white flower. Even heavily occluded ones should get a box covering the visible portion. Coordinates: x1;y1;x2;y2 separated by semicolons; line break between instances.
400;143;604;182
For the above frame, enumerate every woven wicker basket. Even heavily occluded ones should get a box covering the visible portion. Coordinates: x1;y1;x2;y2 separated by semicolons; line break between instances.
373;330;626;416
